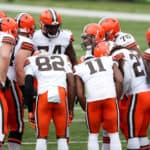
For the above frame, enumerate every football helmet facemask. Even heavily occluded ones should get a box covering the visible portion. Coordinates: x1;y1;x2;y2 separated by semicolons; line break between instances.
15;13;35;38
40;8;62;38
81;23;104;51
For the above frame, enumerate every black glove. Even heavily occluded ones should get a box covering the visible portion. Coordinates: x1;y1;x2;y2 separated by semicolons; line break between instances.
5;77;11;89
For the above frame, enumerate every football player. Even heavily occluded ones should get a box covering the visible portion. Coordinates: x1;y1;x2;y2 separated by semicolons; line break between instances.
0;17;17;150
112;32;150;150
75;24;123;150
3;13;35;150
14;12;36;130
32;8;77;67
24;50;75;150
98;17;121;150
79;23;105;62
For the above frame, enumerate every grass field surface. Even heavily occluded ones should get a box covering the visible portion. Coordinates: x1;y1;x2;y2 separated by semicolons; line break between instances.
1;1;150;149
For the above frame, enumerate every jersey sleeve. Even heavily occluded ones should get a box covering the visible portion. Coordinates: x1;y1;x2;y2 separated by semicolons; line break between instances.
24;58;35;76
19;36;35;52
20;42;34;52
2;35;15;45
144;48;150;60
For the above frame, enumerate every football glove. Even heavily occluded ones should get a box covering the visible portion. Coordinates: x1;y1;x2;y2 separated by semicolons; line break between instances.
68;111;74;127
28;112;35;129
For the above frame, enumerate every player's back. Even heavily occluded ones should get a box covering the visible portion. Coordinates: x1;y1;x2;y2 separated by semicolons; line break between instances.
27;52;72;94
112;48;150;95
74;56;116;102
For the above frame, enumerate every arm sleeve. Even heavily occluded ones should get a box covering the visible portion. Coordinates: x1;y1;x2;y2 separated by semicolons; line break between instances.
24;75;35;112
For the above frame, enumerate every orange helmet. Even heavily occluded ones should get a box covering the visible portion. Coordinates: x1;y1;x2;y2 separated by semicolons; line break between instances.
98;17;121;41
0;11;6;18
81;23;105;51
81;23;104;42
15;13;35;38
40;8;62;38
94;42;110;57
0;17;18;38
146;28;150;47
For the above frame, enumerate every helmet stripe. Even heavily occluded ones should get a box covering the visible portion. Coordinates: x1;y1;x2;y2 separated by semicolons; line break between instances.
49;8;57;23
15;13;26;27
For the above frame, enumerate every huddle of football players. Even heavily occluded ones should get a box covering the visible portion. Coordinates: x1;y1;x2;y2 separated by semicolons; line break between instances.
0;8;150;150
76;17;150;150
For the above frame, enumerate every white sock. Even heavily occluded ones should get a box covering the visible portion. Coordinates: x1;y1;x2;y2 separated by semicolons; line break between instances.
139;137;150;147
57;138;68;150
102;143;110;150
8;142;20;150
88;133;99;150
109;132;122;150
36;139;47;150
127;137;140;149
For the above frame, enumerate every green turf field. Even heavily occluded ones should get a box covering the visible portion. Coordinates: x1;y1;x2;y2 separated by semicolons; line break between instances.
1;1;150;149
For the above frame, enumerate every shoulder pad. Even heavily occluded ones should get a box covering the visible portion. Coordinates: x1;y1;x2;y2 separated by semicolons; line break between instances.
112;53;125;61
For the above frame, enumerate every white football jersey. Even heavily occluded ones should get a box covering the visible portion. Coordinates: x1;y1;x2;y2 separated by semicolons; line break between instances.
112;48;150;95
24;53;73;95
32;29;73;54
7;35;34;81
74;56;116;102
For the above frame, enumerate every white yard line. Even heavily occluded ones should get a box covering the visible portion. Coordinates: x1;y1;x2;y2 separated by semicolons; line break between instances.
0;3;150;22
4;140;127;145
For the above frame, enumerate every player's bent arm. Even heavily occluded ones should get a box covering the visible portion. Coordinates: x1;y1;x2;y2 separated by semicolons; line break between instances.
75;75;86;111
67;72;75;113
0;43;14;83
113;63;123;100
15;49;32;86
65;43;78;66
